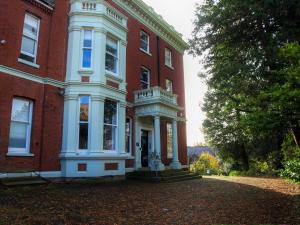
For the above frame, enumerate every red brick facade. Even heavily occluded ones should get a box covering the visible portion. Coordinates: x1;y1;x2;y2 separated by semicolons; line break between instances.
0;0;187;174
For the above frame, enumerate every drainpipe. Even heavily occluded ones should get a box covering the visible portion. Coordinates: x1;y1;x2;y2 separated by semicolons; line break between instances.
156;36;161;87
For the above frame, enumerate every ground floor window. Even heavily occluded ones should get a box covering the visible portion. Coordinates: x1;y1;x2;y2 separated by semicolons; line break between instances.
167;123;173;159
8;98;33;154
125;118;132;154
103;99;118;151
79;96;90;150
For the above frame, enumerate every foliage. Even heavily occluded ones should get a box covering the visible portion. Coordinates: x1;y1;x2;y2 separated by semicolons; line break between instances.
191;152;221;174
280;131;300;182
281;160;300;182
189;0;300;172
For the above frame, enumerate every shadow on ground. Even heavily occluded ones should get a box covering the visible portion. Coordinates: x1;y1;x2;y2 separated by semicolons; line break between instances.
0;176;299;225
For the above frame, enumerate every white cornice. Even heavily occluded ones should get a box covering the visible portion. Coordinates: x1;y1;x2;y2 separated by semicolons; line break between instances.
112;0;189;54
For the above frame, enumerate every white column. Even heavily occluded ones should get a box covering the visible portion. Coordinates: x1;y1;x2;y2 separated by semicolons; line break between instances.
90;95;105;154
118;102;126;154
66;27;81;82
170;119;182;169
119;40;127;91
93;28;107;83
134;116;142;169
61;95;78;155
154;116;165;171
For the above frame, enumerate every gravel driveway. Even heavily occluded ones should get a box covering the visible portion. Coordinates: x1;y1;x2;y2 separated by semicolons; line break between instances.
0;176;299;225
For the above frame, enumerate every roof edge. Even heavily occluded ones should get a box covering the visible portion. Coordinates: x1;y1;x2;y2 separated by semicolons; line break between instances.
113;0;189;54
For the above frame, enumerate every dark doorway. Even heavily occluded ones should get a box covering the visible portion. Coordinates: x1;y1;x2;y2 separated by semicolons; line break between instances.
141;129;149;167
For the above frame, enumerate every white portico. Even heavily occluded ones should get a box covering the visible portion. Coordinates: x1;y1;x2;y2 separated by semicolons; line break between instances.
134;87;183;171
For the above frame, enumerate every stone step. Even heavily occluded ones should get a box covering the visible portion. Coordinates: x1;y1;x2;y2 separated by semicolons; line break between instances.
127;169;202;183
1;177;49;187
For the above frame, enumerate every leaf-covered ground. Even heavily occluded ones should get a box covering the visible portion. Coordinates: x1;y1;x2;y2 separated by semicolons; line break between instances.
0;176;299;225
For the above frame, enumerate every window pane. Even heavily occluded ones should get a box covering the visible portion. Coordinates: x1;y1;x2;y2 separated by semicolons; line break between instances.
140;41;148;52
167;123;173;158
106;38;118;55
21;36;35;55
105;53;117;73
103;125;116;150
24;15;38;37
11;99;30;122
104;100;117;125
141;69;149;82
79;123;88;149
125;118;131;153
82;49;92;68
83;30;92;47
80;96;89;122
141;82;149;90
9;122;28;149
166;79;173;92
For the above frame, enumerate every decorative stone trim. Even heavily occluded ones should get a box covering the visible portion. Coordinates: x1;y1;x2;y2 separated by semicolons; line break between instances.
0;65;64;88
24;0;54;14
113;0;189;53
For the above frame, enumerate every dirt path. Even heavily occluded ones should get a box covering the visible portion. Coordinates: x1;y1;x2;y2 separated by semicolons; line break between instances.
0;176;299;225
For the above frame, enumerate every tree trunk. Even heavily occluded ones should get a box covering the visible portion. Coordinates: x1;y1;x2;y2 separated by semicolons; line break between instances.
241;144;249;171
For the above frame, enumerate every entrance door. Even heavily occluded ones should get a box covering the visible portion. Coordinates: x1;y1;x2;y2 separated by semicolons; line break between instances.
141;129;149;167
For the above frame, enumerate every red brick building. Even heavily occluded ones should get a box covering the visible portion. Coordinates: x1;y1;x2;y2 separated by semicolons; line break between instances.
0;0;188;178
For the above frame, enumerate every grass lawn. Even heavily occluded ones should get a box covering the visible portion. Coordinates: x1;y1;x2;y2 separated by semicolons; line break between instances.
0;176;299;225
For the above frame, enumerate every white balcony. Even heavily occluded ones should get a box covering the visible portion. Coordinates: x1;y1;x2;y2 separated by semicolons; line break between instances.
134;86;178;106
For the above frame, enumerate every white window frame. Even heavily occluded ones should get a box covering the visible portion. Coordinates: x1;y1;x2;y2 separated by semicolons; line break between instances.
81;29;93;70
8;98;33;154
125;117;132;155
165;48;173;68
140;67;150;89
167;122;173;159
140;30;150;53
20;13;40;63
166;79;173;93
78;95;90;151
105;36;119;76
103;99;118;152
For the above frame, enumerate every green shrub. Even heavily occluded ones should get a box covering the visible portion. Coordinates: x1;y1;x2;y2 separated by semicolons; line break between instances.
281;159;300;182
280;131;300;182
228;170;241;176
191;152;221;175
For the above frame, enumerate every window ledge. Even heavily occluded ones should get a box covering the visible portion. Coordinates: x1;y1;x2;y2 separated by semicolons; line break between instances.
139;48;152;56
105;72;123;83
18;58;40;69
165;64;174;70
78;69;93;75
7;152;34;157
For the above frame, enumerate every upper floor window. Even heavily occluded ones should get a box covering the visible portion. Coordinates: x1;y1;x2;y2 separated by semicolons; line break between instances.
166;79;173;93
20;14;40;63
8;98;33;154
165;48;172;68
105;37;118;75
82;30;93;69
125;118;132;154
140;31;149;53
103;99;118;151
79;96;90;150
167;123;173;159
140;67;150;89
